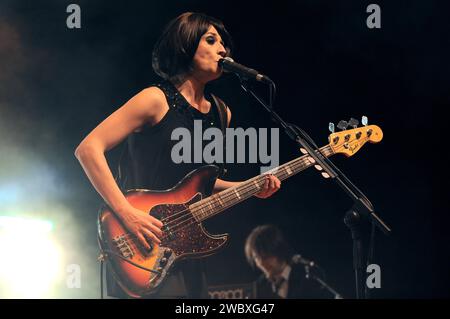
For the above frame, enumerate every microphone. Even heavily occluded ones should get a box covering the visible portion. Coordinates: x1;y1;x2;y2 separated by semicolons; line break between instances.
291;254;316;268
218;57;273;84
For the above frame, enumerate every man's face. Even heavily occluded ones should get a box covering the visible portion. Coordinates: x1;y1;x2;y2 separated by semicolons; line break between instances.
253;253;285;282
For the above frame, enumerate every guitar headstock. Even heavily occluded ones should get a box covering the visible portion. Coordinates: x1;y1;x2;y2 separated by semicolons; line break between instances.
328;117;383;157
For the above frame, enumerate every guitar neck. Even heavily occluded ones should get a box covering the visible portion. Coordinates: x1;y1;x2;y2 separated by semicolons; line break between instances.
190;144;335;222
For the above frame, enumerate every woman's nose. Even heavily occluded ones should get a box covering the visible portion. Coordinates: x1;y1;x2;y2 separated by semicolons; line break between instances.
218;44;226;58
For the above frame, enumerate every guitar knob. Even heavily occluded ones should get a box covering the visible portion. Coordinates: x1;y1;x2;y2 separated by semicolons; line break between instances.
163;249;172;258
160;258;168;266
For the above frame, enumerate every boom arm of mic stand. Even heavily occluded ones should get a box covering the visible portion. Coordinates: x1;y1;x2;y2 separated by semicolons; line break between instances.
239;79;391;235
306;269;344;299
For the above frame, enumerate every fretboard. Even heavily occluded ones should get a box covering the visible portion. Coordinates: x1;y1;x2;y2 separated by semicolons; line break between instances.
189;144;334;222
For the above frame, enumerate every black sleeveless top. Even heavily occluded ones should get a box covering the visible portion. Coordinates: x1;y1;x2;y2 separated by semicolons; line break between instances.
107;80;226;299
123;80;224;191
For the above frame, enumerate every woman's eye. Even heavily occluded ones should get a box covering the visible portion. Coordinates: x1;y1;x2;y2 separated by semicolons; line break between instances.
206;37;215;44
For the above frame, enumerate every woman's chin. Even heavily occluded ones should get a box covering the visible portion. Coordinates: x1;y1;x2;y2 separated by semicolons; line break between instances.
205;71;222;82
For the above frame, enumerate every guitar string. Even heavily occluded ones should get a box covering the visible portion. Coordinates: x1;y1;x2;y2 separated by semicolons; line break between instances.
120;143;345;242
159;145;333;227
121;134;370;244
158;144;332;225
124;153;317;242
121;144;337;242
162;147;332;237
121;154;316;243
163;135;372;238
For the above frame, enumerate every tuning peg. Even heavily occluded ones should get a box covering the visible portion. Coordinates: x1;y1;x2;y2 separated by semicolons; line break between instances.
328;122;335;133
361;116;368;126
348;118;359;129
337;120;348;131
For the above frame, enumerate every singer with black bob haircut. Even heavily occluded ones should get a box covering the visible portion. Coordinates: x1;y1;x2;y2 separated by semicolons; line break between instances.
152;12;233;84
75;11;281;299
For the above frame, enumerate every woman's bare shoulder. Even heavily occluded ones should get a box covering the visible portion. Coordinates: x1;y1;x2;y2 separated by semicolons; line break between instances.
133;86;167;112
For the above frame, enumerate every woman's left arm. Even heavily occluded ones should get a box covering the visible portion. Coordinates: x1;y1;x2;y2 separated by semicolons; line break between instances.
212;106;281;198
213;175;281;198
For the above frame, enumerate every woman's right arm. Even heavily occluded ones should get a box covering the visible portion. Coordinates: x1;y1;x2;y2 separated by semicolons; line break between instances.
74;87;168;250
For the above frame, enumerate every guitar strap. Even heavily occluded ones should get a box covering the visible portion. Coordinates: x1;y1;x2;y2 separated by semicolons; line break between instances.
210;93;229;177
210;93;228;137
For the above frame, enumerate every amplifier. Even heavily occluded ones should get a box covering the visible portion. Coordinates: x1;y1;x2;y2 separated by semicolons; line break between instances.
208;282;256;299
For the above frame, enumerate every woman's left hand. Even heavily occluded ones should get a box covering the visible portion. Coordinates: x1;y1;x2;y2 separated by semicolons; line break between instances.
255;174;281;199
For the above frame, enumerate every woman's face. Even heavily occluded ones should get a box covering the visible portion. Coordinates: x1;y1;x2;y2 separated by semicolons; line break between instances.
191;25;227;82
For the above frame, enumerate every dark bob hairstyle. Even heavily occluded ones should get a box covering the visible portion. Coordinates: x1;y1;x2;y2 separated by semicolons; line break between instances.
245;225;294;268
152;12;233;83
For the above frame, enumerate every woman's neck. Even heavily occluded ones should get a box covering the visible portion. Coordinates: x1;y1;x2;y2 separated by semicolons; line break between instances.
175;76;208;109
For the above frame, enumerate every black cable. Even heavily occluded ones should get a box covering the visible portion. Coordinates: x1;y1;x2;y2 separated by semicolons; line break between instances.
97;249;162;299
100;258;104;299
100;249;162;274
269;80;276;109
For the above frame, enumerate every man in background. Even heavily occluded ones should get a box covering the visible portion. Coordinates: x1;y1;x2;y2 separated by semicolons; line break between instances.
245;224;332;299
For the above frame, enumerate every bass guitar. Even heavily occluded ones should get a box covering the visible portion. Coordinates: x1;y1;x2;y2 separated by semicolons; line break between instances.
98;124;383;297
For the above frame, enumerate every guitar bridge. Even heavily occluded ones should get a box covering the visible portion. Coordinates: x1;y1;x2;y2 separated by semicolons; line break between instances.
112;235;135;259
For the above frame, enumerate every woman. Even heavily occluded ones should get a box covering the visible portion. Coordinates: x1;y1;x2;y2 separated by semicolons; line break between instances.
75;12;281;298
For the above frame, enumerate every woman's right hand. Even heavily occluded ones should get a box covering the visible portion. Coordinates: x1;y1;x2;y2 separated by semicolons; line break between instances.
118;207;164;250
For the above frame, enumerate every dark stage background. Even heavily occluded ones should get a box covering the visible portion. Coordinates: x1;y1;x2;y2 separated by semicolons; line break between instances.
0;0;445;298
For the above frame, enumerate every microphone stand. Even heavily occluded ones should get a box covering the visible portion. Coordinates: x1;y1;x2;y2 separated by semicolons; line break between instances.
239;78;392;299
305;266;343;299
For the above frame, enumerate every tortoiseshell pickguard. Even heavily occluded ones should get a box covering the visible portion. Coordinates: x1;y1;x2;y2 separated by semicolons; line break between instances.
150;193;227;258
